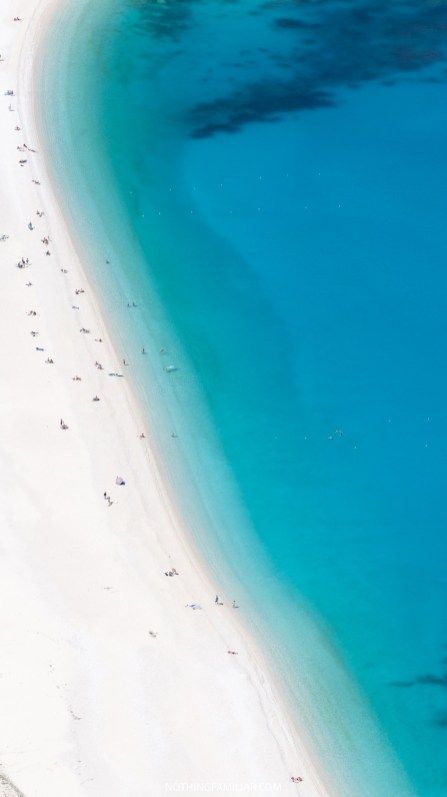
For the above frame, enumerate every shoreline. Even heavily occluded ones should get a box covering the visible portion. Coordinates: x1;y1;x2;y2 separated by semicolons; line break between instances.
0;2;331;795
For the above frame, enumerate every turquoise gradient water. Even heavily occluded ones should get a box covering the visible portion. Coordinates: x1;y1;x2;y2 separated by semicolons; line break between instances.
39;1;447;795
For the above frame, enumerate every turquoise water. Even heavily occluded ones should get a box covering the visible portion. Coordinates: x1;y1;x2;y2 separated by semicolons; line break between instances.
39;1;447;795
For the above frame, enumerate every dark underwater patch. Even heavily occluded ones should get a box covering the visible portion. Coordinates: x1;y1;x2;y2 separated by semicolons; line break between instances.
273;17;319;29
128;0;201;41
416;672;447;686
189;82;334;137
389;680;415;688
186;0;447;137
390;657;447;690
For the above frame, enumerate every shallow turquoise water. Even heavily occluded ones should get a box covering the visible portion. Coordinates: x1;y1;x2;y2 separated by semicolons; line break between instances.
40;1;447;794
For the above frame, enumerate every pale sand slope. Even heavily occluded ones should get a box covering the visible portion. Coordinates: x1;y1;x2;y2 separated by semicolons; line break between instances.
0;3;332;796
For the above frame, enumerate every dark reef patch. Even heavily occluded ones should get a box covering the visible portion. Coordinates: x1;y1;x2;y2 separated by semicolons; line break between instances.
416;672;447;686
389;680;415;688
273;17;319;29
189;82;334;137
128;0;200;41
433;712;447;728
185;0;447;136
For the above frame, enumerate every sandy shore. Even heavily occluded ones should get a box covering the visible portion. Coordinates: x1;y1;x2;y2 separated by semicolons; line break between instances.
0;2;331;795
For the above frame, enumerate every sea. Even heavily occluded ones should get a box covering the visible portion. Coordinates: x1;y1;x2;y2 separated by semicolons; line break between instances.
38;1;447;794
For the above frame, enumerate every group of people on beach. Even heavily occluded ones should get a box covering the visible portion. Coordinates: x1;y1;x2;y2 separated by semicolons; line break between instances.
2;53;306;790
165;568;179;577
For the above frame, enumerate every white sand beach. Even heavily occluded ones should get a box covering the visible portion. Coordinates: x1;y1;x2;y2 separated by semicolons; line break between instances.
0;2;331;795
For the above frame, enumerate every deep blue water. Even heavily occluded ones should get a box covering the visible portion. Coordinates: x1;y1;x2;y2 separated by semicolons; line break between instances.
40;1;447;794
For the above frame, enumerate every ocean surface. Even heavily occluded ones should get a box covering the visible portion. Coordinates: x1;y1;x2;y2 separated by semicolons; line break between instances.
39;1;447;794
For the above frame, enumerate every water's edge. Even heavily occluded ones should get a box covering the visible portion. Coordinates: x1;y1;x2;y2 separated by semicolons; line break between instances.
36;2;418;795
